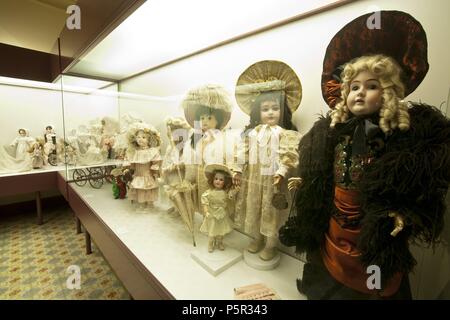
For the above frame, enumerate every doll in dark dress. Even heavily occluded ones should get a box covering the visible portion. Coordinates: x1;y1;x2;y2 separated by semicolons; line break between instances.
280;11;450;299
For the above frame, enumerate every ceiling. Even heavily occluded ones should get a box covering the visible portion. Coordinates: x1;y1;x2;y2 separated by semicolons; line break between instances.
69;0;341;81
0;0;144;83
0;0;77;53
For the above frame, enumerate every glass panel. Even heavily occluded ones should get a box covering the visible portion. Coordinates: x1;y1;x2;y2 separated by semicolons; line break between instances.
0;76;64;177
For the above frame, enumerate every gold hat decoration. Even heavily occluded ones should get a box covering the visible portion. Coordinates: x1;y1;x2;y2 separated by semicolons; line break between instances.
235;60;302;115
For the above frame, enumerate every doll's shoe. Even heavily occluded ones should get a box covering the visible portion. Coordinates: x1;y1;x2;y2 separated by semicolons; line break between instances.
217;239;225;251
208;239;215;253
247;238;264;253
259;247;276;261
167;207;176;214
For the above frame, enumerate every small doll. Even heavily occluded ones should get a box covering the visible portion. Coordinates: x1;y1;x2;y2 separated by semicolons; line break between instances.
232;60;302;262
161;117;191;210
100;117;119;159
200;164;237;253
125;123;162;210
28;138;45;169
10;128;34;161
110;168;129;199
43;125;57;165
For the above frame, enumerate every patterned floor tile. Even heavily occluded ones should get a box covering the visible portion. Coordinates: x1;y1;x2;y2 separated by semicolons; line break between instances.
0;208;129;300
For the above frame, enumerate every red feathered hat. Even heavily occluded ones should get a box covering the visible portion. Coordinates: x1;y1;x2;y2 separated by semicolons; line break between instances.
322;10;429;108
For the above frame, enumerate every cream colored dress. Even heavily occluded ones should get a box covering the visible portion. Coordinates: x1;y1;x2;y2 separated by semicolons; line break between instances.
10;136;34;160
199;189;233;237
127;147;161;203
0;145;32;174
232;125;301;238
183;130;228;214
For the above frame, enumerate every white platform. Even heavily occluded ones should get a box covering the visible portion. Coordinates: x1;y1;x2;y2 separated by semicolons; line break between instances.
243;250;281;270
191;242;243;276
64;173;306;300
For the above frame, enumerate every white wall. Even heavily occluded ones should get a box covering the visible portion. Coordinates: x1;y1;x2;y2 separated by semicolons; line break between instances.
0;83;120;147
118;0;450;135
117;0;450;299
0;84;64;146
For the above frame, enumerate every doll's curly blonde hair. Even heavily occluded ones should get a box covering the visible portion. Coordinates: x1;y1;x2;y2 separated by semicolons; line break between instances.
330;54;410;134
127;123;161;150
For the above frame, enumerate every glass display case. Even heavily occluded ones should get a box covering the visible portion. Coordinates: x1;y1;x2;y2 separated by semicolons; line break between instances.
1;0;449;300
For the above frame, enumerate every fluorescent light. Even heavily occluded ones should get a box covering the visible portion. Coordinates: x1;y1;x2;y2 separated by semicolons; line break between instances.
70;0;340;80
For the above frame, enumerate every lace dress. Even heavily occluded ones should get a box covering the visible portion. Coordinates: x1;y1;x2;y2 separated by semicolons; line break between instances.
199;189;233;237
232;125;301;238
127;147;161;203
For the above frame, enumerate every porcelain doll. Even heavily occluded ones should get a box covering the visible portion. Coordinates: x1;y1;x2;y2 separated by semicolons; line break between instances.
114;113;144;160
232;60;302;262
200;164;237;252
280;11;450;299
10;128;34;161
181;84;234;215
29;138;45;169
125;123;162;210
100;117;119;159
161;117;192;213
43;125;57;165
77;125;106;165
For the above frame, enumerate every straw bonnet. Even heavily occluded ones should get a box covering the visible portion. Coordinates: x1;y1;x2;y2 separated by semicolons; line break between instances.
322;10;429;108
235;60;302;115
181;84;233;130
203;163;233;180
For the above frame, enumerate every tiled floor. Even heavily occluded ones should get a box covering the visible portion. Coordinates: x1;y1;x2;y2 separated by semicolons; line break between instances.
0;206;129;300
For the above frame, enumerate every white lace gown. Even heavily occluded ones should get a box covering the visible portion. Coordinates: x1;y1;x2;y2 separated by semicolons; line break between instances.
232;125;301;238
0;145;32;174
10;136;34;160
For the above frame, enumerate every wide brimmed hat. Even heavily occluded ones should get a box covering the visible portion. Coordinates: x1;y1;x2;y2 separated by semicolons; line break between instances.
181;84;233;130
235;60;302;115
203;163;232;181
322;10;429;108
127;122;161;147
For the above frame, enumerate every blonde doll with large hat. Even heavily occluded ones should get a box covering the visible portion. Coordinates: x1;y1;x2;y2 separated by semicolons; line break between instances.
181;84;234;215
281;11;450;299
233;60;302;264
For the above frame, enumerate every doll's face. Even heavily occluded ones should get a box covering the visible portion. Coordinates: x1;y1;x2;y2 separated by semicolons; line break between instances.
213;172;225;189
19;130;26;137
136;131;149;148
260;100;281;126
199;114;218;132
347;70;383;117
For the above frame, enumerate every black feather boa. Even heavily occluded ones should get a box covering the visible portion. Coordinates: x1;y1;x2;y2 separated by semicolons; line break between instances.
283;103;450;281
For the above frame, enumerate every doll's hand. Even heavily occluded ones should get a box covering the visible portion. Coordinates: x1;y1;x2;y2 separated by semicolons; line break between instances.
232;172;242;187
288;177;303;191
389;212;405;237
205;211;210;218
273;175;283;186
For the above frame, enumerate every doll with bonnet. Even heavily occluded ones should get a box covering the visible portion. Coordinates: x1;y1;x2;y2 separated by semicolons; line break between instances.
200;164;237;252
280;11;450;299
125;123;162;210
10;128;34;161
232;60;302;263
